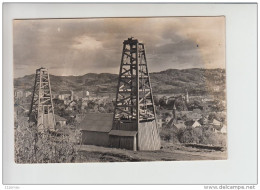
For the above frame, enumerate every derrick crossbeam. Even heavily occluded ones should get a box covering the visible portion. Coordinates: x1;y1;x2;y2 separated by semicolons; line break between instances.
113;38;157;123
28;67;56;132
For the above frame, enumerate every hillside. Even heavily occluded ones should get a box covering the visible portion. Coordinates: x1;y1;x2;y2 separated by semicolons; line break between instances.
13;68;226;96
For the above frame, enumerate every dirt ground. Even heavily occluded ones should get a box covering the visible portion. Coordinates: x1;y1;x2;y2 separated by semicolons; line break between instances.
75;142;227;163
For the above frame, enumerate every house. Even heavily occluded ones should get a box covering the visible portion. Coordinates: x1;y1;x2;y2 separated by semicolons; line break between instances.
157;118;163;128
58;90;73;101
166;117;187;129
185;120;201;128
55;114;67;128
83;90;90;97
25;91;32;97
174;121;187;129
65;100;76;109
192;120;201;128
187;112;202;121
79;113;113;147
209;119;223;133
164;116;172;124
212;119;222;126
81;100;88;109
75;114;85;123
165;117;187;130
220;124;227;134
198;116;208;125
14;90;24;99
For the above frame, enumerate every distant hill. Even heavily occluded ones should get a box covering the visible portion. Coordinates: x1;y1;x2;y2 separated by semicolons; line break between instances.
13;68;226;96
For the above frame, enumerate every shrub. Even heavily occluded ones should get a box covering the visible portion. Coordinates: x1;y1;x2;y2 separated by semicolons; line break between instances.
177;126;226;146
14;120;80;163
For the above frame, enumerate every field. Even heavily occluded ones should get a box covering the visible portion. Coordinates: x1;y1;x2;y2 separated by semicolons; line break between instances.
75;142;227;163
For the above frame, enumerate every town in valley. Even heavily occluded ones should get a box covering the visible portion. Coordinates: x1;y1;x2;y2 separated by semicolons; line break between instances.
13;17;227;163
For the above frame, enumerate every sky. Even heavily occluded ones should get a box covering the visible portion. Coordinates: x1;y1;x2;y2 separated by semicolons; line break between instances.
13;17;225;78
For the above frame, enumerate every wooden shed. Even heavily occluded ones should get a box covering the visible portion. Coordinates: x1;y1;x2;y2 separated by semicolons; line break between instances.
109;130;137;151
110;120;161;151
79;113;113;147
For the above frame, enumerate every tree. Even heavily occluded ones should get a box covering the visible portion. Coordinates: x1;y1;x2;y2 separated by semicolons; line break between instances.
153;95;159;106
14;120;81;163
159;96;168;107
176;126;226;146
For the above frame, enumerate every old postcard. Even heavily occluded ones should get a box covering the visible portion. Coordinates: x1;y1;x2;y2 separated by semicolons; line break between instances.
13;17;227;163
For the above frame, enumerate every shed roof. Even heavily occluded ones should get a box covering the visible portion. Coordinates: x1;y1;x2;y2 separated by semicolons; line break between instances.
79;113;113;132
109;130;137;137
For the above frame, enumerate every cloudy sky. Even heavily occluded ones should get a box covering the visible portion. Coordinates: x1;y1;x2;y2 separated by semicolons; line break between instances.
13;17;225;78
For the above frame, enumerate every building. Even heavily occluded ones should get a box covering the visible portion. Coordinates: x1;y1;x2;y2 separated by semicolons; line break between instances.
210;119;223;133
185;120;201;128
83;90;90;97
14;90;23;99
212;119;222;126
174;121;187;129
157;118;163;128
166;117;187;130
58;90;73;101
75;114;85;123
109;130;137;151
192;120;201;128
164;116;172;124
25;91;32;97
220;124;227;134
81;100;88;110
55;114;67;128
79;113;113;147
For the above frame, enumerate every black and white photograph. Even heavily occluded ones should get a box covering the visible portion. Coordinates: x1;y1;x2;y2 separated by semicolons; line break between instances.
13;16;227;163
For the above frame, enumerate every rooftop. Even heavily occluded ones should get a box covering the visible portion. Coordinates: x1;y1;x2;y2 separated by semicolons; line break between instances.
79;113;113;132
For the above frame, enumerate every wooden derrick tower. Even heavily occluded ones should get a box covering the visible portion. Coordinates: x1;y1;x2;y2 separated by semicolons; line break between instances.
29;67;55;132
109;37;161;151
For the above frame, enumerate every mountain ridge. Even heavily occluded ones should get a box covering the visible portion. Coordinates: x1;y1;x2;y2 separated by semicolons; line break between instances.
14;68;226;96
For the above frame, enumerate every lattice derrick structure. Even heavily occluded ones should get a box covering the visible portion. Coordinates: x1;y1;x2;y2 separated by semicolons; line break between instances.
29;67;55;131
114;38;156;123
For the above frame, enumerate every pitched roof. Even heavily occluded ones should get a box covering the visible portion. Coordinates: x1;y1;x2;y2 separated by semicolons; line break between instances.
212;119;222;126
192;121;201;127
174;123;186;129
185;120;195;127
212;124;223;131
167;118;175;127
220;124;227;133
79;113;113;132
109;130;137;137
